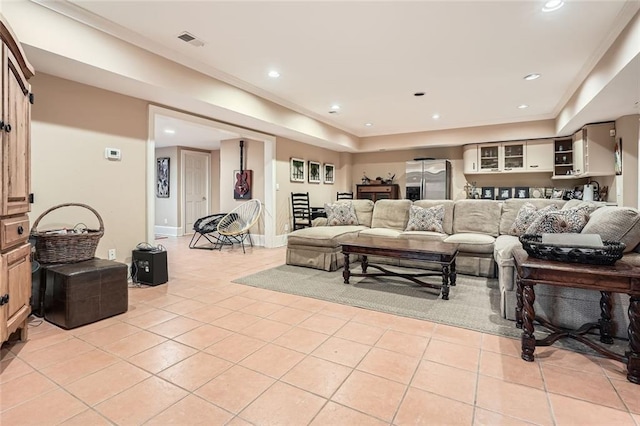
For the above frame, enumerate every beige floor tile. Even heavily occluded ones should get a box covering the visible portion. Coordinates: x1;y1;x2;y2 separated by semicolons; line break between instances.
335;321;386;345
318;303;360;320
310;401;388;426
204;333;266;363
299;313;348;335
292;297;332;313
216;295;258;310
173;324;233;349
357;347;420;384
475;375;553;425
240;343;305;378
122;309;178;329
64;361;151;406
101;330;167;358
76;322;141;347
411;360;477;405
375;329;429;358
195;365;275;414
128;340;198;373
480;350;544;389
0;371;57;411
473;408;537;426
535;347;605;375
332;370;405;422
423;338;480;372
395;387;474;425
0;388;87;425
58;408;113;425
238;318;292;341
8;331;72;356
480;333;522;358
267;306;314;325
273;327;329;354
161;298;208;315
18;337;95;370
40;349;120;385
239;381;326;425
95;376;188;425
432;323;483;347
158;352;232;391
598;358;629;381
610;377;640;414
146;316;203;338
143;293;188;308
312;336;371;367
262;291;305;306
239;300;285;317
183;304;233;323
147;394;234;425
350;309;397;328
0;356;34;384
68;316;121;336
282;355;352;398
549;393;635;425
211;311;262;332
389;316;436;338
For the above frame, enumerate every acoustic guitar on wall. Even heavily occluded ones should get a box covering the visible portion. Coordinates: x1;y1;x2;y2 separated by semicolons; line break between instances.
234;140;252;200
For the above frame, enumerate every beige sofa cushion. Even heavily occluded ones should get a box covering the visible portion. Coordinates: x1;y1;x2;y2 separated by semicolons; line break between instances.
444;233;495;254
287;225;366;248
499;198;565;235
453;200;501;237
399;231;447;242
581;206;640;253
414;200;454;234
371;199;412;230
359;228;403;238
494;235;522;266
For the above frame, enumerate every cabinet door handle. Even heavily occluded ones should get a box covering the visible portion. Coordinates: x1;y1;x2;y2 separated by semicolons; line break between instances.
473;162;476;170
529;165;539;168
0;294;8;306
504;168;512;171
0;120;3;130
4;123;11;133
491;168;500;172
17;225;24;235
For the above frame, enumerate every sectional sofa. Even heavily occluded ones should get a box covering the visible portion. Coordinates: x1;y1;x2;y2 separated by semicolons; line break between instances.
286;198;640;337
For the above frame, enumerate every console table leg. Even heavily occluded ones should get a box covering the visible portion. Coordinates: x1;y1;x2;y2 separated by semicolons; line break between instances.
521;283;536;362
516;276;523;329
343;254;351;284
627;295;640;384
450;260;457;286
441;265;450;300
599;291;614;344
361;255;368;274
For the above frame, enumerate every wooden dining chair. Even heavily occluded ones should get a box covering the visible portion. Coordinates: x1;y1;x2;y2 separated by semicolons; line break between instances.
291;192;312;230
337;191;354;200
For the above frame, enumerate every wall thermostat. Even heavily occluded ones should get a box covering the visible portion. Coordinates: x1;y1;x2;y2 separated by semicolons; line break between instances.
105;148;121;161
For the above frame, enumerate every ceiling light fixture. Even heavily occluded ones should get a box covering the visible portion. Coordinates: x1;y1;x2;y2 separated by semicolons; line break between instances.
432;114;440;120
268;70;280;78
365;123;373;127
330;104;340;111
524;73;541;81
518;104;529;109
542;0;564;12
164;129;176;134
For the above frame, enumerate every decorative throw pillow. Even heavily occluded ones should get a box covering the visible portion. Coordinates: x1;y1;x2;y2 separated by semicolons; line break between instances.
525;208;590;235
324;202;358;226
405;204;445;233
509;203;558;236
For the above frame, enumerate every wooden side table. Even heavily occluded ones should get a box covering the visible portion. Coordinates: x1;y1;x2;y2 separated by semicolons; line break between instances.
512;248;640;384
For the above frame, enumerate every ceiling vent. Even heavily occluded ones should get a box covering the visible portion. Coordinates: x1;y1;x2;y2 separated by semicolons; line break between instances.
177;31;205;47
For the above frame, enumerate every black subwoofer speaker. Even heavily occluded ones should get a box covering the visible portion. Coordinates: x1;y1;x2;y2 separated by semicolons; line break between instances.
132;249;168;286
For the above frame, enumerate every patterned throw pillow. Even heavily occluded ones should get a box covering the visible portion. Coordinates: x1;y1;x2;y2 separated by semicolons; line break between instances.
324;202;359;226
509;203;558;236
525;208;590;235
405;204;445;233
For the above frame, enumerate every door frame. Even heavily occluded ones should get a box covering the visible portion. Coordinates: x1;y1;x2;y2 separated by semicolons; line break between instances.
181;149;211;235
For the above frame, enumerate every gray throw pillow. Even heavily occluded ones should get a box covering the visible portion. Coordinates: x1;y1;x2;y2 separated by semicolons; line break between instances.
581;206;640;253
405;204;444;232
525;208;590;235
509;203;558;236
324;202;358;226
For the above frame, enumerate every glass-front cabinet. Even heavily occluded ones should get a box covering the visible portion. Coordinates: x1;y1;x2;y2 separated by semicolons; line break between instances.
502;142;525;171
477;142;525;173
478;144;500;172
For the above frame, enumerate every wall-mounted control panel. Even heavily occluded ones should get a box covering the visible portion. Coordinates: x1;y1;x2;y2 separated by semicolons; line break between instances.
105;147;121;161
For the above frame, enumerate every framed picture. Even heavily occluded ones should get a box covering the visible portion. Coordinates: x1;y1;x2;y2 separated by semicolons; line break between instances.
514;187;529;199
323;163;335;184
156;157;170;198
290;157;305;182
481;187;495;200
497;187;511;200
615;138;622;175
572;186;583;200
551;188;565;200
530;187;545;199
544;188;554;199
308;161;321;183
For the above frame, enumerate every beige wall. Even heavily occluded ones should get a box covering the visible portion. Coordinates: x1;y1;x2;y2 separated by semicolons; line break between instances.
210;149;221;214
30;73;148;263
155;146;178;229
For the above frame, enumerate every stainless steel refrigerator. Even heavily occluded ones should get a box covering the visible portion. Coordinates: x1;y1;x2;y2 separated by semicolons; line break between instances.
405;159;451;200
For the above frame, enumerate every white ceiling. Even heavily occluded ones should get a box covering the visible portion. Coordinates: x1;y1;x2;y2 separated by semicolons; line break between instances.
154;115;239;149
32;1;640;146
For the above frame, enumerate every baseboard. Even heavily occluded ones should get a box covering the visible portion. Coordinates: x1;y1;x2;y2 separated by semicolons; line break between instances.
154;226;181;237
272;234;288;247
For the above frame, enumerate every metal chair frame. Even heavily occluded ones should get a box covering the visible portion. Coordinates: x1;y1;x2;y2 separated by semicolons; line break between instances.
188;213;227;250
217;200;262;253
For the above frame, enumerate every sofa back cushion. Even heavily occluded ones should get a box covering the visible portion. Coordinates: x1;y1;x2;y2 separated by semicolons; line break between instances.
499;198;565;235
414;200;454;234
581;206;640;253
337;199;374;227
453;200;501;237
371;199;412;230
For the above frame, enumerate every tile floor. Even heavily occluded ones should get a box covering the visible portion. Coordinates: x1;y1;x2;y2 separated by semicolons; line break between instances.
1;236;639;425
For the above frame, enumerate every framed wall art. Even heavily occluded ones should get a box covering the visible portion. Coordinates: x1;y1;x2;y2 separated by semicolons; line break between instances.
514;187;529;199
290;157;305;182
481;187;495;200
497;187;511;200
324;163;335;184
156;157;170;198
308;161;321;183
615;138;622;175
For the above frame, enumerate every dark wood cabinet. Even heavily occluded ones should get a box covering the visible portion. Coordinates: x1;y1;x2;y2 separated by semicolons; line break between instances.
356;184;400;202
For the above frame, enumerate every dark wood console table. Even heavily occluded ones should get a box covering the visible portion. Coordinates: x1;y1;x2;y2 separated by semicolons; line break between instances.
356;184;400;202
512;247;640;384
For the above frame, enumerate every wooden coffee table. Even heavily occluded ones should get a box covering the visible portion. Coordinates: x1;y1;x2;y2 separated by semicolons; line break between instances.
341;236;458;300
513;247;640;384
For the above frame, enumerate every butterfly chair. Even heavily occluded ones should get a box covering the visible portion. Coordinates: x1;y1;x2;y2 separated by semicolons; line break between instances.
337;191;354;200
189;213;227;250
291;192;312;230
217;199;262;253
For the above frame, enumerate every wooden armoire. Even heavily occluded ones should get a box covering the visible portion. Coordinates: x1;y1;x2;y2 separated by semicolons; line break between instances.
0;14;34;345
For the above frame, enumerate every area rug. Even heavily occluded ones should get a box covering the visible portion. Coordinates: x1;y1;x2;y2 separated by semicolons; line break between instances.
235;264;520;338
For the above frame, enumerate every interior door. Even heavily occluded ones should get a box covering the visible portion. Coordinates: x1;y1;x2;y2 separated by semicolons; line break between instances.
183;151;210;234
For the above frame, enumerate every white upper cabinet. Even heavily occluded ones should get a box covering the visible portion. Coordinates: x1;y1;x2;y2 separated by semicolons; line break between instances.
463;144;479;174
525;139;553;172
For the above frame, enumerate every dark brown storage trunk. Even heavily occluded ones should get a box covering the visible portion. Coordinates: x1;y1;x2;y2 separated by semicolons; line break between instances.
43;259;128;329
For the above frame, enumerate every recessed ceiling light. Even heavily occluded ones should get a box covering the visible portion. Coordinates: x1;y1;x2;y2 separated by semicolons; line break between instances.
330;104;340;111
164;129;176;134
268;70;280;78
542;0;564;12
365;123;373;127
432;114;440;120
524;73;541;81
518;104;529;109
414;92;425;97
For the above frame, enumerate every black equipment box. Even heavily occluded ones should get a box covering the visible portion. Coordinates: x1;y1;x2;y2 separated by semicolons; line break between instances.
132;249;168;286
43;259;128;329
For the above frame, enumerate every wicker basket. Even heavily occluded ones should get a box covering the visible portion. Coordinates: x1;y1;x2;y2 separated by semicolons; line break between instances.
30;203;104;264
519;234;625;266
